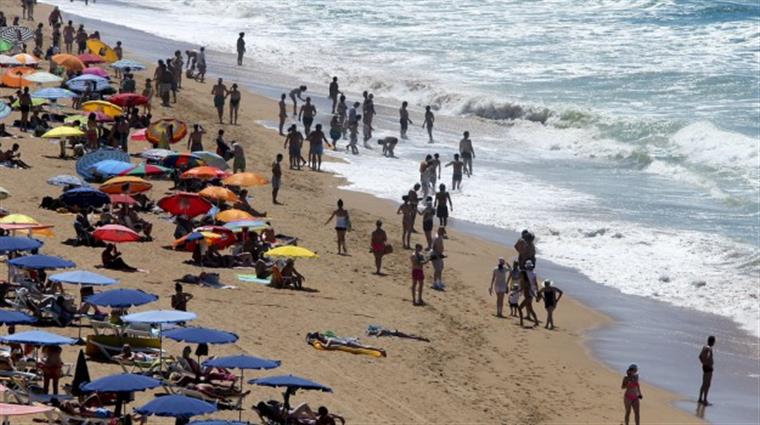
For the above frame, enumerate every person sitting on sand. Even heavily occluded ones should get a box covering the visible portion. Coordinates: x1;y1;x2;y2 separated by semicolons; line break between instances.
3;143;31;169
234;189;266;217
272;258;305;289
255;259;272;279
101;244;137;272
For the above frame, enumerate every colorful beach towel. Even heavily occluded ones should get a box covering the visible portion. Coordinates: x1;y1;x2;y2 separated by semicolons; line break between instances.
237;274;271;285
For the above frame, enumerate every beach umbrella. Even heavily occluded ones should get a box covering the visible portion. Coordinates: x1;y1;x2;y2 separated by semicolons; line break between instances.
138;148;174;161
199;186;239;203
32;87;76;99
223;220;269;232
78;53;105;65
111;59;145;71
204;354;281;420
93;224;140;243
172;231;222;251
70;350;91;397
0;40;12;53
0;103;11;120
86;288;157;308
158;193;213;217
13;53;38;66
0;330;76;346
0;26;34;43
250;374;332;409
0;236;42;254
2;67;34;88
135;394;217;419
65;111;113;123
215;209;254;223
161;153;204;170
0;186;9;201
0;214;54;238
52;53;85;72
90;160;133;178
181;166;229;181
146;119;188;145
49;270;118;286
265;246;319;259
82;100;122;118
86;39;118;63
131;129;148;143
47;174;87;187
8;255;75;270
193;151;228;170
41;126;84;139
23;71;63;84
99;176;152;194
118;163;171;177
109;194;137;206
0;54;20;66
76;148;130;180
163;327;238;345
0;310;36;325
109;93;148;107
66;74;110;92
60;186;111;208
0;403;53;422
121;310;197;325
222;172;269;188
82;373;161;393
82;67;109;78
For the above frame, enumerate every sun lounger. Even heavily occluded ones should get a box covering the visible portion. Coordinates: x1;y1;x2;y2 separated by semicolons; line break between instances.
57;410;112;425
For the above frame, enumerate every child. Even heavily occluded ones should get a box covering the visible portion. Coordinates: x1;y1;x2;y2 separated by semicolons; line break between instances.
509;283;520;317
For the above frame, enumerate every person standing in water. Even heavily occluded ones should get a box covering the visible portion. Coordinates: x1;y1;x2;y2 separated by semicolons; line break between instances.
434;184;453;228
336;95;348;139
298;97;317;135
489;258;510;318
410;243;427;306
289;85;307;115
399;101;413;139
370;220;388;275
307;124;331;171
537;280;563;329
445;153;465;190
271;153;283;205
196;47;207;82
211;78;228;125
236;32;245;66
459;131;475;176
325;199;350;255
698;335;716;406
328;77;342;114
278;93;287;136
622;364;643;425
422;105;435;143
229;83;241;125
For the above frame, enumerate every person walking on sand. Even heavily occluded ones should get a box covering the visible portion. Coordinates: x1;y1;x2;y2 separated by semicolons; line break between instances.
489;257;510;318
63;21;74;53
188;124;205;152
434;184;453;228
211;78;228;125
422;105;435;143
289;85;307;115
537;280;563;329
370;220;388;275
459;131;475;176
328;77;342;114
278;93;287;135
431;227;446;290
399;101;413;139
622;364;643;425
410;243;427;306
445;153;465;190
271;153;283;205
518;269;540;327
299;97;316;135
236;32;245;66
283;124;304;170
229;83;241;125
515;230;537;270
232;140;246;173
325;199;350;255
419;197;435;249
698;335;716;405
397;195;416;250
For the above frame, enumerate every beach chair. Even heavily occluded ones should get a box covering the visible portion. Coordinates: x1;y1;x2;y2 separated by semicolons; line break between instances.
56;410;112;425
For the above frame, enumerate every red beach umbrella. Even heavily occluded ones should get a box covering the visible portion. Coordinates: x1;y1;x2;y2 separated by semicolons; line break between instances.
109;93;148;107
93;224;140;243
158;192;213;217
78;53;105;65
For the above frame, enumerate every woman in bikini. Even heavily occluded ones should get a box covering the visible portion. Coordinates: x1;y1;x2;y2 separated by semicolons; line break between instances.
370;220;388;275
622;364;643;425
410;244;427;306
325;199;350;255
229;84;241;125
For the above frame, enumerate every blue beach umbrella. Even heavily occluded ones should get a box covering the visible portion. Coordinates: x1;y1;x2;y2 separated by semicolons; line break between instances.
49;270;118;286
249;374;332;392
0;330;76;346
121;310;196;325
0;236;42;254
81;373;161;393
135;394;217;418
86;288;158;308
223;220;268;232
163;327;238;345
31;87;77;99
90;160;133;178
66;74;110;92
204;354;280;420
111;59;145;71
60;186;111;208
193;151;228;170
8;255;75;270
76;148;131;181
0;310;36;325
47;174;88;188
0;102;10;120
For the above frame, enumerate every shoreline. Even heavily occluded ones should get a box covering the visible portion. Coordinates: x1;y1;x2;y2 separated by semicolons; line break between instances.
3;2;754;423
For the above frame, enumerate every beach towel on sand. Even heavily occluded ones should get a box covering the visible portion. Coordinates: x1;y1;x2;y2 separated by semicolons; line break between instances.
237;274;271;285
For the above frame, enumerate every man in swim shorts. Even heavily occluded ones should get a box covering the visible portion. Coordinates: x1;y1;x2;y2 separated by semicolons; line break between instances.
430;227;446;290
378;137;398;158
698;335;716;405
459;131;475;176
211;78;228;125
445;153;465;190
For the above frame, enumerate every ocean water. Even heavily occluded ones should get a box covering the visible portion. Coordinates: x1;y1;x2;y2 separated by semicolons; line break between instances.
44;0;760;337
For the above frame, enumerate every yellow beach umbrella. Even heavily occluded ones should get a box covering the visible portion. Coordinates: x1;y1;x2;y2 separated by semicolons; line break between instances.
199;186;239;203
86;39;118;63
222;172;269;188
52;53;85;72
82;100;122;118
265;246;319;259
215;209;254;223
41;126;84;138
0;214;54;237
100;176;152;194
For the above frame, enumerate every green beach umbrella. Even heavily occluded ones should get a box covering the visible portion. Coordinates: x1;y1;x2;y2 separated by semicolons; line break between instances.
0;40;12;53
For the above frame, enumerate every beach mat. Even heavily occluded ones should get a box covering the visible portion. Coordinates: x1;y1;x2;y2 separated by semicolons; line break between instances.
237;274;271;285
308;339;385;358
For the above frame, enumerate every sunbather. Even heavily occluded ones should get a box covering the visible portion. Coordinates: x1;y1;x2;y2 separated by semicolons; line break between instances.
255;401;345;425
101;244;137;272
366;325;430;342
306;332;387;357
112;344;155;363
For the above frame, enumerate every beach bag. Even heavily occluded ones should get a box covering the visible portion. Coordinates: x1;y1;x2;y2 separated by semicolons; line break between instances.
383;244;393;255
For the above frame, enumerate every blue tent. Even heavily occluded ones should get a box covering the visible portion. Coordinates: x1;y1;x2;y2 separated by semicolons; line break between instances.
135;395;217;418
8;255;75;270
203;355;280;371
163;327;238;345
249;374;332;392
61;187;111;209
47;174;87;188
0;310;36;325
0;330;76;346
121;310;197;324
90;160;133;178
81;373;161;393
66;74;110;92
86;289;157;308
49;270;118;286
0;236;42;254
31;88;77;99
76;148;130;181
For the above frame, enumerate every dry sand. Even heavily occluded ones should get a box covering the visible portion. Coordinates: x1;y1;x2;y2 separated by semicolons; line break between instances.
0;3;704;423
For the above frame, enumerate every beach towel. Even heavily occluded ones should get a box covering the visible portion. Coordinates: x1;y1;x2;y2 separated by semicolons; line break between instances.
308;339;385;358
236;274;271;285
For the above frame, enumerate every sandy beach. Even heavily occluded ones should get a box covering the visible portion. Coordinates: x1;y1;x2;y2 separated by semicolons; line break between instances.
0;2;711;423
